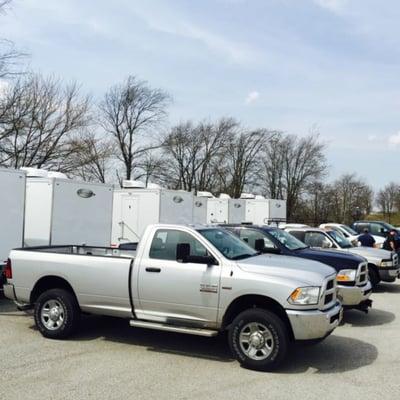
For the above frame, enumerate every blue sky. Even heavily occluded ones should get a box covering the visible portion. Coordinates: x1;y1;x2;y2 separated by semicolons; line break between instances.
1;0;400;189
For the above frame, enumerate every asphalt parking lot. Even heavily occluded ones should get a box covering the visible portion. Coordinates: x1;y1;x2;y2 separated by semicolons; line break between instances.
1;284;399;400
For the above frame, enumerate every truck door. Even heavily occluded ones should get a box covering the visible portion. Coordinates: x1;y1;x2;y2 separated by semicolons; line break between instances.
137;228;221;326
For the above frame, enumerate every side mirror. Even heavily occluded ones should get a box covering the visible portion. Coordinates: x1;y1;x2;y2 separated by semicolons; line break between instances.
176;243;218;265
176;243;190;262
255;239;265;252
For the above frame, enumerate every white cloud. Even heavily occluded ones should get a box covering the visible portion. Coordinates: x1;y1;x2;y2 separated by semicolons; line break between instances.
245;90;260;105
388;132;400;147
131;5;259;66
313;0;348;13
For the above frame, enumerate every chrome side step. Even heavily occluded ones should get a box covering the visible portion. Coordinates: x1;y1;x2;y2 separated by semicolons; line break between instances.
129;320;218;337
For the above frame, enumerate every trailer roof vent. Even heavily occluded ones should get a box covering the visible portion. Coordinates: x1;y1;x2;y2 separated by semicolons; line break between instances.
147;182;162;189
219;193;231;199
240;193;256;199
20;167;49;178
122;180;145;189
255;195;265;200
47;171;68;179
197;191;214;198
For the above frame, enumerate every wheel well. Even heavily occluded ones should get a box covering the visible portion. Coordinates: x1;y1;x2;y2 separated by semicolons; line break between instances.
221;295;294;340
30;276;77;304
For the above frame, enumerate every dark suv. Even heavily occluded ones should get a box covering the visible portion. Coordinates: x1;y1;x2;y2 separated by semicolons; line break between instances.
351;221;400;238
221;224;372;312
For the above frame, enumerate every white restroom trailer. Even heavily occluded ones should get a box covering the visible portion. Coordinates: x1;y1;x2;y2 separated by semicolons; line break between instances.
0;168;26;265
24;172;113;247
196;193;231;224
192;196;208;224
267;199;287;224
228;195;287;225
111;185;195;246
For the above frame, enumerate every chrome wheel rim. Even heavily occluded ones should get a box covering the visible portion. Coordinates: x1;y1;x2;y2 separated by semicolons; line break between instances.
41;300;65;331
239;322;274;360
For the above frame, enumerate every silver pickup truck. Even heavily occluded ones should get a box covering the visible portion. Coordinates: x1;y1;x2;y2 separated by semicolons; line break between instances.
4;224;342;371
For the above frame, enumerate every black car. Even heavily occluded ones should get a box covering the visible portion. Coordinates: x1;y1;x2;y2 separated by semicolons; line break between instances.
221;224;372;311
351;220;400;238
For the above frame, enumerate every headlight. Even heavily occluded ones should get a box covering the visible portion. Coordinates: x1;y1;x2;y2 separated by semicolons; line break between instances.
336;269;356;282
288;286;320;305
381;260;393;267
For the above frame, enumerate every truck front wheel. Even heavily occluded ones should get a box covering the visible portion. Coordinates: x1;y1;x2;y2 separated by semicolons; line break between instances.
34;288;80;339
228;308;289;371
368;266;380;288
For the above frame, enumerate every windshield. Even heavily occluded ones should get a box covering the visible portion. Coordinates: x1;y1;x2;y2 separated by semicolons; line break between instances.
198;228;259;260
267;228;308;250
382;222;396;230
340;225;358;235
327;230;352;248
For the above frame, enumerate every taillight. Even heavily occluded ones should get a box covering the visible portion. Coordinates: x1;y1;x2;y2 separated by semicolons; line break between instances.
4;258;12;280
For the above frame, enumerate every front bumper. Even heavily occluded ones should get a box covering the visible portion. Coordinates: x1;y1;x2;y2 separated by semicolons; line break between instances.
338;281;372;307
286;301;342;340
379;267;400;282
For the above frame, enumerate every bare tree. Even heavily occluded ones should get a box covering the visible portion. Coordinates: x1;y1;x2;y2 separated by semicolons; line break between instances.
0;73;91;169
260;133;327;219
99;76;171;181
161;118;237;192
60;132;115;183
376;182;400;223
219;129;269;197
0;1;26;78
261;132;286;199
329;173;374;224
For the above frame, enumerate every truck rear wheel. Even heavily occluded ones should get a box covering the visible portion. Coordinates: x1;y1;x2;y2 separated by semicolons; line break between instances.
34;288;80;339
228;308;289;371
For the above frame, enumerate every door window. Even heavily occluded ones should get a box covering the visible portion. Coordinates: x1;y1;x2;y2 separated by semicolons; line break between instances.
369;223;384;235
304;232;331;248
239;229;276;249
149;229;208;260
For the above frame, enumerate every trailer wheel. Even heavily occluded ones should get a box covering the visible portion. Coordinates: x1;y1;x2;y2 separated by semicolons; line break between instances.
228;308;289;371
368;266;380;288
34;288;80;339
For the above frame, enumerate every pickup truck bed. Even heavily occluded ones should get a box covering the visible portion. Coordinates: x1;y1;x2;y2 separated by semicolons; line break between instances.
7;245;136;318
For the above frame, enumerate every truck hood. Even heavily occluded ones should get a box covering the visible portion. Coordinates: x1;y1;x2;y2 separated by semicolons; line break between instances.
295;247;365;267
237;254;335;286
347;246;392;260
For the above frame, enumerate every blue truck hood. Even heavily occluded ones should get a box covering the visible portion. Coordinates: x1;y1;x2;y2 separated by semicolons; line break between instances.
292;247;365;270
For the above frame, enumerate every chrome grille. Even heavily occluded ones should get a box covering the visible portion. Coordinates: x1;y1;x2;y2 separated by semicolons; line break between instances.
356;262;368;286
321;275;337;310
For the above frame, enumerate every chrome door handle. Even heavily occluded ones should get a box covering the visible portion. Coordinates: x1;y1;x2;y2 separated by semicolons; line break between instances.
145;267;161;273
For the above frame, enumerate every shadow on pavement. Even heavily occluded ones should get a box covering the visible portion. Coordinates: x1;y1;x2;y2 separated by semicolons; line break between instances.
374;282;400;294
281;335;378;374
343;308;395;327
52;315;378;373
71;315;234;363
0;298;21;314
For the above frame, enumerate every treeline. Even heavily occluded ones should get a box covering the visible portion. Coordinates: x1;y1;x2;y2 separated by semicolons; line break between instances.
0;1;385;224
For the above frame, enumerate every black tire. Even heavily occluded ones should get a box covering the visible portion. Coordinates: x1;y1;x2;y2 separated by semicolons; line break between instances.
34;288;80;339
228;308;289;371
368;266;380;288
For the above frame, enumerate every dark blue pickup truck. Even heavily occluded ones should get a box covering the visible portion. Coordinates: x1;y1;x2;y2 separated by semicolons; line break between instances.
222;224;372;312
